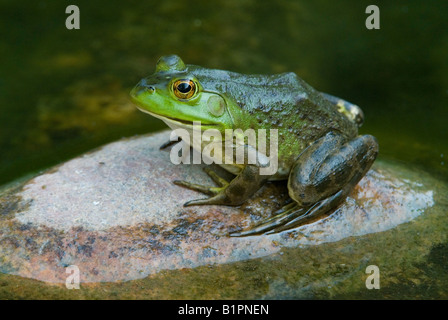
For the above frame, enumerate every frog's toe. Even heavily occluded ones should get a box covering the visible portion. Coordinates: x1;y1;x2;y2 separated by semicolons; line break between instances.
159;137;181;150
173;180;221;196
266;189;345;234
203;167;229;187
230;203;306;237
230;190;344;236
183;192;229;207
173;168;229;196
183;198;209;207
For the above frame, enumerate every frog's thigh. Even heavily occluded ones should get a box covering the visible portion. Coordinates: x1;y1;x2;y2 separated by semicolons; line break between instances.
288;132;378;206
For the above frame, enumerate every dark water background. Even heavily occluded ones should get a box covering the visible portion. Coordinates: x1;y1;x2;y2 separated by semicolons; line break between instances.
0;0;447;186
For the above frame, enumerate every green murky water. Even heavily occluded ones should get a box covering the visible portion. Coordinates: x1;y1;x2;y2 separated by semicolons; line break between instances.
1;0;448;299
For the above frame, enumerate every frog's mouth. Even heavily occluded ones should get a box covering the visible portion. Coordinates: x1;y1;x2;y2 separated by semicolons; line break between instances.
137;107;218;128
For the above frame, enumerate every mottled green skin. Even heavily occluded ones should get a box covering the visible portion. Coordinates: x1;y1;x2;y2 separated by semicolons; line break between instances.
131;55;378;235
131;56;358;172
184;66;359;171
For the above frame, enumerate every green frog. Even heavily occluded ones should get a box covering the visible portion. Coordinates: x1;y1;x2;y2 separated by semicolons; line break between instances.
130;55;378;236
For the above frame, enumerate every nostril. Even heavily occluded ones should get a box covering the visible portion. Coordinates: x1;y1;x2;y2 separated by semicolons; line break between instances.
143;86;156;94
133;79;155;95
138;79;154;90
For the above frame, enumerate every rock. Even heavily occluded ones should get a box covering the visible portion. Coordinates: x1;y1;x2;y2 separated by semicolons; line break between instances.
0;130;447;298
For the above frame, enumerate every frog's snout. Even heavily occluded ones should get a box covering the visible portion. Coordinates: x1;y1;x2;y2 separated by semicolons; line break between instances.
131;79;155;98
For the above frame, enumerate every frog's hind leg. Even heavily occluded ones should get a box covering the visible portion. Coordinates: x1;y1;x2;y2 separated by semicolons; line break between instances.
265;188;345;234
231;131;378;236
230;190;349;237
229;202;305;236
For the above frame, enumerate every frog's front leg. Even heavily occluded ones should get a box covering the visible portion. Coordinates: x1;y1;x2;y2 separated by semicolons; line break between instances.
159;135;182;150
174;164;269;206
232;131;378;236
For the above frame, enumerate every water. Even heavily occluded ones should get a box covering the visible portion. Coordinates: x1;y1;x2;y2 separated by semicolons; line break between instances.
0;0;447;298
0;0;447;186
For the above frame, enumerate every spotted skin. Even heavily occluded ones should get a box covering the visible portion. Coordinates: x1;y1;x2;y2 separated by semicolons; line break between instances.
176;131;378;236
130;55;379;236
231;132;378;236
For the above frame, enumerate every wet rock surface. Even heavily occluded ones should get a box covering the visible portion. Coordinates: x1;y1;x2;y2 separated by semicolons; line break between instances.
0;131;447;298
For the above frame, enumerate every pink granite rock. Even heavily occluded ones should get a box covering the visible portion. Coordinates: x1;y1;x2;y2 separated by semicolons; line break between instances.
0;131;438;283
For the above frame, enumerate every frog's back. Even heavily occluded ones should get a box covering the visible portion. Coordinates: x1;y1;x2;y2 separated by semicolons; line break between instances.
189;65;305;111
189;65;358;145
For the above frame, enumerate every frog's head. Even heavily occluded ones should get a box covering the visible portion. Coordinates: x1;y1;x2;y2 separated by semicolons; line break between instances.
131;55;239;133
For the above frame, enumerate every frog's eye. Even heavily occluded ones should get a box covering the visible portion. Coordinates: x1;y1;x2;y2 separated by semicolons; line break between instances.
173;79;197;100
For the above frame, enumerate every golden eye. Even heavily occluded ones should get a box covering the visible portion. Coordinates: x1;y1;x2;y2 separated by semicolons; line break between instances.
173;79;196;100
